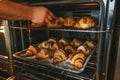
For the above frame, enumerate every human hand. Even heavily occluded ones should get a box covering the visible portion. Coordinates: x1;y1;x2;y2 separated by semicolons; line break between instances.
31;6;55;25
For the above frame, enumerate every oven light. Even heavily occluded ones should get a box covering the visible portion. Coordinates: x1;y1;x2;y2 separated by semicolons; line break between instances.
0;30;4;33
0;26;4;29
0;25;4;33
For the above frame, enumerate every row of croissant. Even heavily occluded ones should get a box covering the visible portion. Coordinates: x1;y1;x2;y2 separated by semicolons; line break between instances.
25;37;95;69
31;16;97;29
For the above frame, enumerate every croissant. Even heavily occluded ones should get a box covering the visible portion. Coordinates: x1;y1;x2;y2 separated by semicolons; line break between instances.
74;16;96;29
70;38;83;48
47;17;64;28
48;37;58;43
59;38;70;46
51;43;64;51
25;45;38;56
69;53;85;69
37;43;43;50
64;45;76;55
64;17;75;27
47;19;56;28
31;22;45;27
84;40;95;49
35;48;54;59
77;45;91;56
40;41;54;49
53;49;67;64
56;17;64;24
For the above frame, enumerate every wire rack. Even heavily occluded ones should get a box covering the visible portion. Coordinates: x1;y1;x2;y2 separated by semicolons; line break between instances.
12;51;96;80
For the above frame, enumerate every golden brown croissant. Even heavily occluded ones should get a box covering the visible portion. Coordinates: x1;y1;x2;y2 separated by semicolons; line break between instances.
64;45;76;55
25;45;38;56
77;45;91;56
47;17;64;28
51;43;64;51
84;40;95;49
37;43;43;50
40;41;54;49
69;53;85;69
64;17;75;27
53;49;67;64
35;48;54;59
74;16;96;29
31;23;45;27
59;38;70;46
48;37;58;43
70;38;83;48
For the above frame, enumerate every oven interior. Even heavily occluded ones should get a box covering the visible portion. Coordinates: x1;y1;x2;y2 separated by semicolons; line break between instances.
7;1;105;80
9;2;100;52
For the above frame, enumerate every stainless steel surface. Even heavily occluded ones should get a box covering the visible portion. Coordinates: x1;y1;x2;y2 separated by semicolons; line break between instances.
99;0;117;80
114;36;120;80
13;59;95;80
29;0;100;6
3;20;13;59
113;23;120;80
3;20;14;74
9;26;109;33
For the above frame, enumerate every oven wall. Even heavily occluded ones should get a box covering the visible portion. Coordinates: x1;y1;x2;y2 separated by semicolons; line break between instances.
0;21;11;79
0;33;7;55
108;0;120;79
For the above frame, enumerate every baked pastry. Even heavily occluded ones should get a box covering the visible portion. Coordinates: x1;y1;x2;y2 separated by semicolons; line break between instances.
35;48;54;59
74;16;96;29
77;45;91;56
69;53;85;69
51;43;64;51
64;45;76;55
70;38;83;48
64;17;75;27
59;38;70;46
47;17;64;28
53;49;67;64
48;37;58;43
37;43;43;50
25;45;38;56
84;40;95;49
40;41;54;49
31;22;45;27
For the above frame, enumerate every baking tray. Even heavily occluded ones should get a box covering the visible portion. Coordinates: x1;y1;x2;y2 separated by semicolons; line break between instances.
13;48;95;73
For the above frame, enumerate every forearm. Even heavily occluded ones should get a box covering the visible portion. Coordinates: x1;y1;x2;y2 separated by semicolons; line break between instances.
0;0;33;20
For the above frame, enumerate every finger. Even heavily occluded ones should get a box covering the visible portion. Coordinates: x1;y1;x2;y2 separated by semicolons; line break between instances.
31;22;43;27
49;11;55;19
45;18;50;23
32;19;43;24
47;15;53;21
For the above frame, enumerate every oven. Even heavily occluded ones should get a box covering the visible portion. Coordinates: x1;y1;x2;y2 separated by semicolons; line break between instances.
0;20;11;80
2;0;119;80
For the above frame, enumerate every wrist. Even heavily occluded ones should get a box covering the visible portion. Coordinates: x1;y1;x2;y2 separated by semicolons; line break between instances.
26;6;34;21
30;7;38;23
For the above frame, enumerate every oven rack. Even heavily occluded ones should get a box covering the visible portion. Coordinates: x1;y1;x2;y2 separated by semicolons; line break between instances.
13;45;96;73
13;58;96;80
9;26;109;33
0;58;11;74
28;0;102;6
0;55;8;60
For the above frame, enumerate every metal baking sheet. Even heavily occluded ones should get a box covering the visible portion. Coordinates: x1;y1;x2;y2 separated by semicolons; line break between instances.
13;48;95;73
